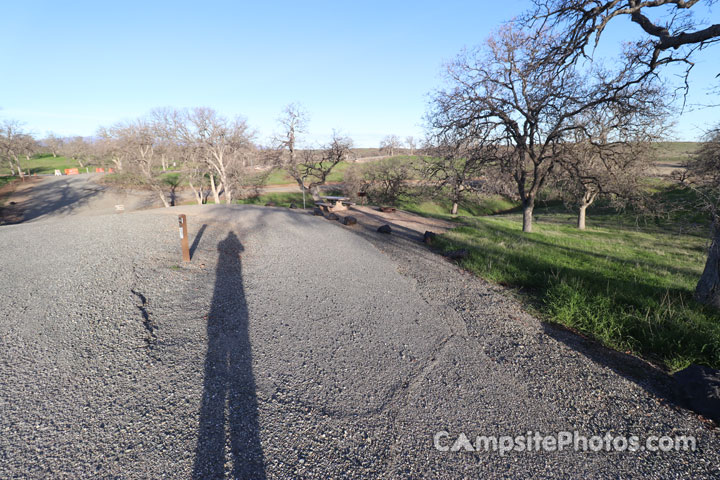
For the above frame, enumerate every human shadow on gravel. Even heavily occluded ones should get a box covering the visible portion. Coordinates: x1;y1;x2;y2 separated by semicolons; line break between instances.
193;231;266;479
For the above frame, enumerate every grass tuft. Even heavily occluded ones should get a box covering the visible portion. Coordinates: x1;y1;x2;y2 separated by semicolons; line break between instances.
433;214;720;371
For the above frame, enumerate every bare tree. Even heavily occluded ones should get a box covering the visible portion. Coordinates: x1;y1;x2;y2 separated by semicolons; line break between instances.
405;136;417;155
421;124;509;215
61;136;91;169
0;120;34;179
379;134;402;157
275;103;307;168
555;102;666;229
106;120;172;207
525;2;720;306
149;107;182;172
428;25;662;232
185;160;211;205
526;0;720;84
43;133;64;158
347;157;414;206
274;103;310;193
287;131;352;201
274;105;351;200
679;126;720;308
19;134;39;164
97;128;126;171
183;108;254;205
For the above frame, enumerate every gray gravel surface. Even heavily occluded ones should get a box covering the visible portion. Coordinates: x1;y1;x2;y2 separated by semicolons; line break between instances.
3;174;172;224
1;203;719;479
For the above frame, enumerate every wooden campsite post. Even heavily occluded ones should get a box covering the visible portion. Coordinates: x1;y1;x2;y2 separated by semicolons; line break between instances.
178;214;190;262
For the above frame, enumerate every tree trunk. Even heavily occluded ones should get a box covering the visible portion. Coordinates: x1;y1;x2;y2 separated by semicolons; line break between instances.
577;192;596;230
578;204;588;230
15;158;24;181
695;223;720;309
153;187;170;208
52;152;57;158
189;182;204;205
210;175;220;204
310;185;321;202
522;199;534;233
451;202;459;215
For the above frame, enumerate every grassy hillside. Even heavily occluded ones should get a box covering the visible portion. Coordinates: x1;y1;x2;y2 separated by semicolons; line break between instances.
0;154;100;175
425;190;718;372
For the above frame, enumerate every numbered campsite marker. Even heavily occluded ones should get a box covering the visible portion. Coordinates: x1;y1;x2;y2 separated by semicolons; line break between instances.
178;214;190;262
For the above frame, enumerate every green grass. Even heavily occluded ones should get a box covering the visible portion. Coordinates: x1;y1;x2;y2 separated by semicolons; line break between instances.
235;192;311;208
264;169;295;185
0;154;100;175
398;194;516;220
431;211;719;371
264;161;355;185
0;176;16;188
100;172;147;187
263;156;424;186
0;176;18;208
652;141;699;164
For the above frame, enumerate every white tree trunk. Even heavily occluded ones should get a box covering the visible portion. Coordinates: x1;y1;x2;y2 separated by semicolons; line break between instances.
210;175;220;204
153;187;170;208
522;200;534;233
451;202;459;215
189;181;204;205
578;205;588;230
577;192;597;230
14;158;24;180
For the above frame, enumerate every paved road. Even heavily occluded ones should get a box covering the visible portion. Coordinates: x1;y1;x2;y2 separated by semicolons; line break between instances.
8;174;177;222
0;188;719;477
0;174;331;224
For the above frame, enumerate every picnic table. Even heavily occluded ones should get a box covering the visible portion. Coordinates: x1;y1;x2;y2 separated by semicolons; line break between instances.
316;195;355;212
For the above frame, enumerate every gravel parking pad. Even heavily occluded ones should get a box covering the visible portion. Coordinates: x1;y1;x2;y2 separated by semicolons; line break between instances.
1;205;718;478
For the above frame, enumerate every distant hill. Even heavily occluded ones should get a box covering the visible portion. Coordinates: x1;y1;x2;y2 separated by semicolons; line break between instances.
652;142;700;176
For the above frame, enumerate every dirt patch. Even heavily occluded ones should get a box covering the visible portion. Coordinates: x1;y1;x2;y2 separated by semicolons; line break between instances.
0;177;43;224
342;205;456;240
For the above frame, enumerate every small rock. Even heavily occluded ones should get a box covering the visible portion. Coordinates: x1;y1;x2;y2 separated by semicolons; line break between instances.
313;207;324;216
327;213;339;221
423;231;436;244
289;203;297;209
342;216;357;226
265;202;276;207
446;249;469;260
377;224;392;234
674;364;720;424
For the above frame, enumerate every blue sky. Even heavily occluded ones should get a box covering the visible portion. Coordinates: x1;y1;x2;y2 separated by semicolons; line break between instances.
1;0;718;146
